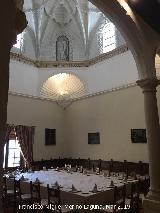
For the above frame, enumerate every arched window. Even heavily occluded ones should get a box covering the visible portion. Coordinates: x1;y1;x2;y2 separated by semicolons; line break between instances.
56;35;69;61
98;19;116;54
102;22;116;53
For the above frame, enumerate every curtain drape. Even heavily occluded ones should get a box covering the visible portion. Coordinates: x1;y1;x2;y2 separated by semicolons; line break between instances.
5;124;14;145
15;125;35;168
3;124;14;168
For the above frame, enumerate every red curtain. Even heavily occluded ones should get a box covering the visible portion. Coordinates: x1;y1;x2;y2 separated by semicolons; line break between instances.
5;124;14;144
15;125;35;168
3;124;14;169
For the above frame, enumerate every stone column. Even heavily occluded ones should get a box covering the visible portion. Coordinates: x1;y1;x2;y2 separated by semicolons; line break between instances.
0;1;27;211
137;78;160;213
0;2;16;212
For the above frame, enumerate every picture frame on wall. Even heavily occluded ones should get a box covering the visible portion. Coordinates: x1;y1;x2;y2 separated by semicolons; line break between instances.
88;132;100;144
131;129;147;143
45;128;56;145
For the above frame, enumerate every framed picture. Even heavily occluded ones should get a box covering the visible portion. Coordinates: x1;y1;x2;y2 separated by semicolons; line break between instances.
131;129;147;143
45;128;56;145
88;132;100;144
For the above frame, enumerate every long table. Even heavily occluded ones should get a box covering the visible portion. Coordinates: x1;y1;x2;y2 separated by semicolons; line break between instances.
7;169;137;207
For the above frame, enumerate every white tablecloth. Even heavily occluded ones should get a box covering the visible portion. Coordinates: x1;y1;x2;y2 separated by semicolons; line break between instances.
7;170;136;205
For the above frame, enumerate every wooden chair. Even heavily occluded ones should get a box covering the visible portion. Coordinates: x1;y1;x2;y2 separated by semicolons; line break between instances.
125;182;140;212
30;181;41;204
14;179;31;210
98;184;126;213
2;176;15;212
142;177;150;196
113;184;126;212
41;184;75;213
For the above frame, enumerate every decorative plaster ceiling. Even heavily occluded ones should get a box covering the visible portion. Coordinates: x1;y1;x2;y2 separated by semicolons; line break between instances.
11;0;125;62
45;0;77;25
40;73;86;102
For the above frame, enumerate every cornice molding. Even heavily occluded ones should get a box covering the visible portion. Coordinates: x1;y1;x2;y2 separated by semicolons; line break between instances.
10;45;128;68
8;81;137;104
72;82;137;102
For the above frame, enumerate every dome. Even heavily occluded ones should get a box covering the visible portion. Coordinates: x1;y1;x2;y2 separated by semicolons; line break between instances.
11;0;125;62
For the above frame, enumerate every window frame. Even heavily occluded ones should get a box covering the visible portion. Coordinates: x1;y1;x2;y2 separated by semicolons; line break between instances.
3;132;22;169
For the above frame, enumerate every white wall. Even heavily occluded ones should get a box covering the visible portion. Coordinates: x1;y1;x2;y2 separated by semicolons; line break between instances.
7;84;159;163
8;52;160;163
7;95;67;161
64;85;149;163
9;50;139;99
37;51;139;107
9;61;39;96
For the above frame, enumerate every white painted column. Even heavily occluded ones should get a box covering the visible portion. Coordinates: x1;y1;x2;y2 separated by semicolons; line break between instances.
137;78;160;213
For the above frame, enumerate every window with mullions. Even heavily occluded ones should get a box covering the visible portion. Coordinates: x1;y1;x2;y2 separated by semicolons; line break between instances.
3;138;22;168
102;22;116;53
98;19;116;54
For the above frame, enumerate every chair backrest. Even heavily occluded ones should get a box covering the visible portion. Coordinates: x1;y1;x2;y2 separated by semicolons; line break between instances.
2;176;7;195
130;182;140;206
113;184;126;212
47;184;61;206
30;181;41;204
143;177;150;196
14;179;22;200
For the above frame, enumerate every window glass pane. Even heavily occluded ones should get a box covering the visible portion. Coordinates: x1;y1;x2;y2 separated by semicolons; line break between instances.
8;159;14;167
7;138;21;167
14;158;20;164
8;149;15;158
14;150;20;158
102;22;116;53
15;141;20;148
9;140;16;148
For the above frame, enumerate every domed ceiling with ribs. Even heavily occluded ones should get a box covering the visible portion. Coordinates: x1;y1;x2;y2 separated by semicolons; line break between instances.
11;0;125;61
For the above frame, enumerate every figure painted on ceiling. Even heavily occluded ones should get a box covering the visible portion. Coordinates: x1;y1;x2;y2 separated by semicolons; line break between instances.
56;35;69;61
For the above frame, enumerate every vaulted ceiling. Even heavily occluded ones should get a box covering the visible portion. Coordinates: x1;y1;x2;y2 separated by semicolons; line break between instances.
20;0;104;59
12;0;125;61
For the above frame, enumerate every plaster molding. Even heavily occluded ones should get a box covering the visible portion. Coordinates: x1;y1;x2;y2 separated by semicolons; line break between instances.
72;82;137;102
8;81;137;104
10;44;128;68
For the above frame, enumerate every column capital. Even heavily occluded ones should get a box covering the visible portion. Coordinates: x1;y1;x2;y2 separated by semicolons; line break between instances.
136;78;160;93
